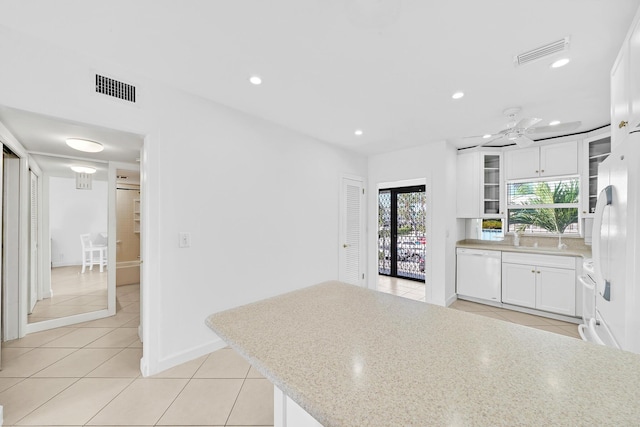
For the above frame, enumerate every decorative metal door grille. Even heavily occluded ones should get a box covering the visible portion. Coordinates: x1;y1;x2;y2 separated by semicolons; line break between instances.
378;186;426;281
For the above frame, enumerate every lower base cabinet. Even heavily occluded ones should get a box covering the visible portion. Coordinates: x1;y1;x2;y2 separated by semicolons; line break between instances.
501;253;576;316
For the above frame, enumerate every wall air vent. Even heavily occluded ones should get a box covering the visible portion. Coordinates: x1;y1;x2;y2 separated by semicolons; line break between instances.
514;37;570;66
95;74;136;103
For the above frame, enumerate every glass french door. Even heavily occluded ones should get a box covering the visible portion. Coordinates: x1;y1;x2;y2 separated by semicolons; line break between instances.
378;185;426;281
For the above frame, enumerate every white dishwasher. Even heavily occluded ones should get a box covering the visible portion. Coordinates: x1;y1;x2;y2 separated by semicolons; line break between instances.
456;248;502;302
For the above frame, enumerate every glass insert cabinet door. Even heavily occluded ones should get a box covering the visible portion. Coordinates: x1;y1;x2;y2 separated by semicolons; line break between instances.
378;186;426;281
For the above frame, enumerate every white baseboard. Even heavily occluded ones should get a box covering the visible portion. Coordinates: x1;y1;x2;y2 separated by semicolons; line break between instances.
445;293;458;307
140;338;227;377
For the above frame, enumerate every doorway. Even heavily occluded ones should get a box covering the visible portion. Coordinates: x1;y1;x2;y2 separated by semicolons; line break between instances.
378;185;426;282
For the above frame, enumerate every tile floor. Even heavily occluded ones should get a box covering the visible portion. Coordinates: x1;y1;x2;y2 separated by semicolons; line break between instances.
378;276;581;339
1;284;273;427
28;266;108;324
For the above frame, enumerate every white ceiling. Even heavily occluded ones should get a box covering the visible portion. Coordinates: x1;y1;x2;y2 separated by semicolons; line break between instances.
0;0;639;154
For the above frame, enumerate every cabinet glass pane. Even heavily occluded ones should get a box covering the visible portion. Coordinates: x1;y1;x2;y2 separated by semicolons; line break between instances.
484;155;500;169
589;137;611;157
484;169;499;184
484;200;500;214
484;184;500;201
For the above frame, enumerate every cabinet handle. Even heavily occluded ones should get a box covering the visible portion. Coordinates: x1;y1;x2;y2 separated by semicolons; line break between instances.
619;120;628;129
541;169;544;173
537;271;541;274
583;210;587;214
531;270;535;273
535;170;538;174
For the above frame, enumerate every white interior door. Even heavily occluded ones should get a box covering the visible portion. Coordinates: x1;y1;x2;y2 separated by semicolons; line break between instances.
339;176;365;286
29;171;38;313
0;143;3;366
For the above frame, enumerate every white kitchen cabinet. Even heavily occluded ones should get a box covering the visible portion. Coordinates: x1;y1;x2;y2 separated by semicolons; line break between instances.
501;252;576;316
501;262;536;308
457;150;503;218
505;141;578;180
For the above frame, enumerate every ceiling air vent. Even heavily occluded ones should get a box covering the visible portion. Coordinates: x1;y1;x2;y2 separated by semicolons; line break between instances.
514;37;570;66
95;74;136;103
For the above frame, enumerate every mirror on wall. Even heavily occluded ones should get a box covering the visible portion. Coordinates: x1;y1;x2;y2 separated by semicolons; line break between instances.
0;105;143;334
28;154;108;324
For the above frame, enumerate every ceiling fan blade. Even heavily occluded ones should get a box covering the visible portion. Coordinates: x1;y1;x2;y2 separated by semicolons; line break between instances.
514;135;535;147
526;121;582;134
478;135;509;147
515;117;542;129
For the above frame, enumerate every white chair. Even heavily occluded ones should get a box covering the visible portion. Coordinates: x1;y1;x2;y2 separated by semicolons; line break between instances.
80;233;107;273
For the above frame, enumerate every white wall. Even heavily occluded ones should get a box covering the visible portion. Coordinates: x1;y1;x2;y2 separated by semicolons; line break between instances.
368;141;458;306
49;177;108;267
0;24;367;374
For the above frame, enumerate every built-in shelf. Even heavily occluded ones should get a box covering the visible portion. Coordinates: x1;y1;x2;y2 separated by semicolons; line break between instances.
133;199;140;234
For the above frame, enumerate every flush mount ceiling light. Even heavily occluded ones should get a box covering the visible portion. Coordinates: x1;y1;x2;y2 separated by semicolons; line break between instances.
452;91;464;100
70;165;97;174
249;75;262;85
66;138;103;153
549;120;561;126
354;129;364;136
551;58;570;68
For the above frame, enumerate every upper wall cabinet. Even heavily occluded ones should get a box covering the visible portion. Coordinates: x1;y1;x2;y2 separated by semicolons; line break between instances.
611;7;640;150
457;150;503;218
581;133;611;216
505;141;578;181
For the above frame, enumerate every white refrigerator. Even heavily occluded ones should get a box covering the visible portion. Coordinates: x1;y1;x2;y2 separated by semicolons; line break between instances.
592;132;640;353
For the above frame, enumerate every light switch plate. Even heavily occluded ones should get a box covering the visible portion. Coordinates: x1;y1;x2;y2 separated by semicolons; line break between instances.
179;232;191;248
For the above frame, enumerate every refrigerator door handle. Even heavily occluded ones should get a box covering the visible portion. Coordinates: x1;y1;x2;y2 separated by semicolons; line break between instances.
592;185;613;301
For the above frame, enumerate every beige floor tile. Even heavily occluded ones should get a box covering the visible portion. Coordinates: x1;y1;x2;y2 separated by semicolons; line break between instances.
157;379;243;425
0;378;76;425
498;310;557;326
449;299;496;312
473;311;509;321
194;348;251;379
33;348;121;378
16;378;133;426
87;378;188;425
86;328;139;348
3;328;76;348
1;347;34;362
150;355;207;379
86;348;142;378
120;301;140;313
121;317;142;328
41;328;112;348
247;365;266;379
0;377;23;393
0;348;76;377
77;312;139;328
558;324;581;339
529;325;578;338
226;379;274;426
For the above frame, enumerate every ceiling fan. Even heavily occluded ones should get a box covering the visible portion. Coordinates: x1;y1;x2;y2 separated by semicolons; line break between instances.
474;107;582;148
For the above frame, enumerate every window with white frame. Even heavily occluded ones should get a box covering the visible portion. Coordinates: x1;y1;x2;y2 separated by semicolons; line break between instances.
506;177;580;235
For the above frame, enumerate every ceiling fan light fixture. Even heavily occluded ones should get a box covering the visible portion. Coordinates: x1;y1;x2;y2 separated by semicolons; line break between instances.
66;138;104;153
451;91;464;100
551;58;570;68
249;75;262;85
70;165;97;174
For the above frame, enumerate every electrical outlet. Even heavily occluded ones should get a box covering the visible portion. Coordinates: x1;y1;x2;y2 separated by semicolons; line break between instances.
179;232;191;248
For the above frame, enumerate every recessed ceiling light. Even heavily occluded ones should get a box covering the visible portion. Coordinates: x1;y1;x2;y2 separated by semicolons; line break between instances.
70;165;97;174
249;75;262;85
354;129;363;136
551;58;570;68
549;120;561;126
66;138;103;153
452;91;464;99
482;134;492;139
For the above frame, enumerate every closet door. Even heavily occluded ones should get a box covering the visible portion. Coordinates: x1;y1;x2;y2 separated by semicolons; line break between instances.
339;176;364;286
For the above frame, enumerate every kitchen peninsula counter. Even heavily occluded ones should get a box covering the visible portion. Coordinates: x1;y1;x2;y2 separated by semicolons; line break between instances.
206;281;640;426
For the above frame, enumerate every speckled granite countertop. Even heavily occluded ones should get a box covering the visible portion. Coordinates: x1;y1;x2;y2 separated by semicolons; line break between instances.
457;238;592;258
206;281;640;426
